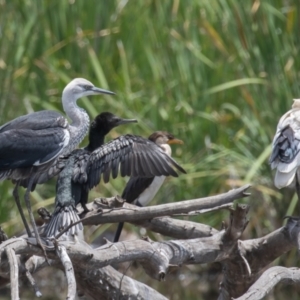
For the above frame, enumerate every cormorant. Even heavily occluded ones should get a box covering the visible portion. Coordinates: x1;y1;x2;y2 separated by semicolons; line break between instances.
43;118;186;239
113;131;184;242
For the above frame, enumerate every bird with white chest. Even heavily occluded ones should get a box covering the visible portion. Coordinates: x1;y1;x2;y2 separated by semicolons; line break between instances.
114;131;185;242
270;99;300;190
0;78;114;248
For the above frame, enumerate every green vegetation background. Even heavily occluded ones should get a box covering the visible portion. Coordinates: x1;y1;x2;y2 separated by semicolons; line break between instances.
0;0;299;299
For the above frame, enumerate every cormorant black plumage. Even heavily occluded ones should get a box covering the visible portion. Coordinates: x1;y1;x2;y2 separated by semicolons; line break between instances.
43;119;186;239
113;131;185;242
43;112;137;238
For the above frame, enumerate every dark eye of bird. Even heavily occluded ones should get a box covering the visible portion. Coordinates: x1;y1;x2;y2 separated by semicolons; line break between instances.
81;85;91;90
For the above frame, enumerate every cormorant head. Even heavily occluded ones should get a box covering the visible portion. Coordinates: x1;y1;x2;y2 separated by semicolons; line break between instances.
148;131;184;146
91;112;137;135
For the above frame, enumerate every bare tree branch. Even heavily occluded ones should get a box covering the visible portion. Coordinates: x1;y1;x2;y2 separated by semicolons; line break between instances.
25;269;42;297
132;216;219;239
0;206;250;282
234;266;300;300
55;185;249;240
56;245;76;300
6;248;19;300
219;217;300;299
76;265;168;300
81;184;251;225
1;186;299;299
1;240;169;299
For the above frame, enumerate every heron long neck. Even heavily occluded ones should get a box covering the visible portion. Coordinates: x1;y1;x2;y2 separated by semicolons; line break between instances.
62;91;90;153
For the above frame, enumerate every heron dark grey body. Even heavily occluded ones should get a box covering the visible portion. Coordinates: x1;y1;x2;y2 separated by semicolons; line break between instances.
0;78;114;247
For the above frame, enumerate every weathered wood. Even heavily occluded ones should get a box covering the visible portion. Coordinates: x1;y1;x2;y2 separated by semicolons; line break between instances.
6;248;19;300
234;266;300;300
0;187;299;299
81;184;251;225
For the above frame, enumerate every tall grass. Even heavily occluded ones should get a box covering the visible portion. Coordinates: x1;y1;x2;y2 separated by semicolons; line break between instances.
0;0;299;298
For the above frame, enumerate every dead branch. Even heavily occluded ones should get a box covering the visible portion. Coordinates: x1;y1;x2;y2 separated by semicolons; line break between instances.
0;239;168;299
132;216;219;239
25;269;42;297
0;185;299;299
234;266;300;300
0;206;251;282
76;265;168;300
219;217;300;299
56;245;76;300
6;248;19;300
81;184;251;225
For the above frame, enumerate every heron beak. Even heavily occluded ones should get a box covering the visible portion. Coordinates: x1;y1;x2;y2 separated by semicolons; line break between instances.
91;86;115;95
167;138;184;145
115;118;138;126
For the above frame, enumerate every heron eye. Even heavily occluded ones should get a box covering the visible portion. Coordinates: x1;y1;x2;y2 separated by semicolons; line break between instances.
80;85;91;90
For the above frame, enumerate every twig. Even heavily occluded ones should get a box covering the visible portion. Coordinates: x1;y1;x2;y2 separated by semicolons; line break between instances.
26;270;42;297
6;247;19;300
117;262;133;300
173;203;233;215
238;240;251;276
56;245;76;300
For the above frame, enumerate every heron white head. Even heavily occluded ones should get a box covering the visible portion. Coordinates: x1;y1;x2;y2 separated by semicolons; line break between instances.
63;78;115;101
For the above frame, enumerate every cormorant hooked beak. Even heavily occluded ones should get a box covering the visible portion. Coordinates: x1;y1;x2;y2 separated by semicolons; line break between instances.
115;118;138;126
167;138;184;145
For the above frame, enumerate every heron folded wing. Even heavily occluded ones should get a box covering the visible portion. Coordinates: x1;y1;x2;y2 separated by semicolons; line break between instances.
0;110;67;132
0;128;66;170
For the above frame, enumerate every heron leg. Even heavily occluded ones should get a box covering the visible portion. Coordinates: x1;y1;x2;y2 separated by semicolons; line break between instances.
13;183;32;237
296;173;300;215
24;177;49;260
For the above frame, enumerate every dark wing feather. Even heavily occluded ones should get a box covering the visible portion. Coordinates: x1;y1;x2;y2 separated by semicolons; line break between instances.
269;125;300;164
42;204;82;239
0;110;66;133
71;149;90;184
0;110;68;180
113;176;155;243
86;134;185;189
0;128;67;170
122;177;155;204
